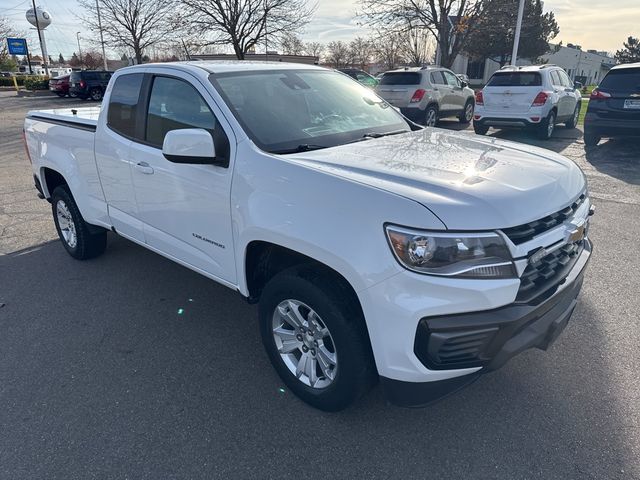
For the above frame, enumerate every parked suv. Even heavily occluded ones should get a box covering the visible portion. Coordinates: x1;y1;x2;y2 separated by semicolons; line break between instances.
375;66;475;126
584;62;640;147
473;65;582;139
49;74;72;98
69;70;113;101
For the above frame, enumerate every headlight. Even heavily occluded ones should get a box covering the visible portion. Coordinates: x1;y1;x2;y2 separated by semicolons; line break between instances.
385;226;515;278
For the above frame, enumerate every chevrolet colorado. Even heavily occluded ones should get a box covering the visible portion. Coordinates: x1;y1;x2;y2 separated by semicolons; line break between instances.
24;61;593;411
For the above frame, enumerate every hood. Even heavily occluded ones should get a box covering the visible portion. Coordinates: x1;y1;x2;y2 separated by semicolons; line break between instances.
287;129;586;230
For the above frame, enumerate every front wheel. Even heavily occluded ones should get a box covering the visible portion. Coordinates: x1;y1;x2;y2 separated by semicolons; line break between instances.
459;100;474;124
259;267;376;411
473;122;489;135
537;111;556;140
51;186;107;260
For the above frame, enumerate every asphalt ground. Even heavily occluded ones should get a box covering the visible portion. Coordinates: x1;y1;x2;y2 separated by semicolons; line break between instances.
1;91;639;479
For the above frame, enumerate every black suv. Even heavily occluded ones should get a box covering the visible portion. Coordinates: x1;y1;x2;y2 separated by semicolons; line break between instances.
584;63;640;147
69;70;114;101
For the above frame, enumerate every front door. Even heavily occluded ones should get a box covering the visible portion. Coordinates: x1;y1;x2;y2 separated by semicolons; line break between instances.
442;70;466;113
129;72;237;284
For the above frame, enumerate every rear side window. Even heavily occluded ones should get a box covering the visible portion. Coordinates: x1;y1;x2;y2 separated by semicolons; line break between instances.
145;76;217;148
487;72;542;87
430;71;446;85
107;73;144;139
599;68;640;93
379;72;421;85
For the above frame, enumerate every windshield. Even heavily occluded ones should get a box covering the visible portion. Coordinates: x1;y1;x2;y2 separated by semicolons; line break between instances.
486;72;542;87
210;69;410;153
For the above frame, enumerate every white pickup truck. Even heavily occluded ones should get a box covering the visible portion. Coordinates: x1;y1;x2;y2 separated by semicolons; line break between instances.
24;61;593;411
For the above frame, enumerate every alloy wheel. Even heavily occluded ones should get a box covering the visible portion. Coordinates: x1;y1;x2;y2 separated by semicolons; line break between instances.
56;200;77;248
425;109;437;127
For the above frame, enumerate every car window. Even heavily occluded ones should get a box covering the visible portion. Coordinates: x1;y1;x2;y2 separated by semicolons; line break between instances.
430;71;446;85
442;71;460;87
550;71;563;87
379;72;421;85
486;72;542;87
558;71;573;88
107;73;144;139
599;67;640;93
145;76;217;148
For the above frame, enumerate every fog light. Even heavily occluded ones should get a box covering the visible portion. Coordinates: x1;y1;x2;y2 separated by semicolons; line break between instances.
530;116;541;122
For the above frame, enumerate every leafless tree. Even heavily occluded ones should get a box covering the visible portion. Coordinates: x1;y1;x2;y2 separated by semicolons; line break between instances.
371;33;406;70
280;33;305;55
0;16;25;69
179;0;316;60
82;50;106;69
304;41;324;59
357;0;485;68
325;40;350;68
401;25;436;66
349;37;374;70
78;0;182;64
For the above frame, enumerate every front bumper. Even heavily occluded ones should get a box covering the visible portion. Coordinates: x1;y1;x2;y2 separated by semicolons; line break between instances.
369;238;591;407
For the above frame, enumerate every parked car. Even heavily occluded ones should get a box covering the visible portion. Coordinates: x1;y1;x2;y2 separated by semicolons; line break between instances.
337;68;378;87
49;75;73;98
473;65;582;139
375;66;476;126
584;62;640;147
69;70;114;101
24;61;592;411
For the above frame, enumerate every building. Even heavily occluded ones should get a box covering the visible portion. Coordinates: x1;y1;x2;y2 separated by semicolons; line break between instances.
451;43;616;86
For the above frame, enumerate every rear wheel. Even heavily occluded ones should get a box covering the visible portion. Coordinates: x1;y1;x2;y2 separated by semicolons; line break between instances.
459;100;474;124
259;267;376;411
89;87;103;101
473;122;489;135
565;103;580;129
51;186;107;260
537;111;556;140
584;132;601;148
424;105;438;127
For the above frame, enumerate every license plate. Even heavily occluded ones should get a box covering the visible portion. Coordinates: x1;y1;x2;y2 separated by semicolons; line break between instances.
624;99;640;109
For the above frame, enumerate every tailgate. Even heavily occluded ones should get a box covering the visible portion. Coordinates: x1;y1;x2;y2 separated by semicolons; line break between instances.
376;86;419;108
482;87;539;114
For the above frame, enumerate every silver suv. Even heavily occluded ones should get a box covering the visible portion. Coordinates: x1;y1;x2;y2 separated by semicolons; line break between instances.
375;66;476;126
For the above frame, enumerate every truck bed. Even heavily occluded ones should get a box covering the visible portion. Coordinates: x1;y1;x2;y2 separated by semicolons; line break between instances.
26;106;101;131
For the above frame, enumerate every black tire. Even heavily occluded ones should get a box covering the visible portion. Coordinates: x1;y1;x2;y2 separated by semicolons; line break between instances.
537;111;556;140
459;100;474;124
584;132;601;148
259;266;376;411
56;92;65;98
89;87;103;101
423;105;438;127
473;122;489;135
565;103;580;129
51;186;107;260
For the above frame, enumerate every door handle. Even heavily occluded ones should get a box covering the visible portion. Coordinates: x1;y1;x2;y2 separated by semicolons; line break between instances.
135;161;154;174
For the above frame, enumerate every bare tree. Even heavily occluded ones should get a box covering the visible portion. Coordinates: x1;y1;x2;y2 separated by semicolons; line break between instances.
179;0;316;60
280;33;305;55
82;50;106;69
0;16;25;70
401;25;436;66
371;33;406;70
304;42;324;60
358;0;485;68
349;37;374;70
325;41;350;68
78;0;181;64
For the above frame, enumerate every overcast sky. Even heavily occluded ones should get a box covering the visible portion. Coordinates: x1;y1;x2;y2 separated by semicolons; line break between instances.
3;0;639;59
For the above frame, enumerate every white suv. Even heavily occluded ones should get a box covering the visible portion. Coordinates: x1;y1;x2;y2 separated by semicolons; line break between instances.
473;65;582;139
376;66;476;126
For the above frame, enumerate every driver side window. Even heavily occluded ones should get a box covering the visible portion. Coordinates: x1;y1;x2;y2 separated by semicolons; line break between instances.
145;76;217;148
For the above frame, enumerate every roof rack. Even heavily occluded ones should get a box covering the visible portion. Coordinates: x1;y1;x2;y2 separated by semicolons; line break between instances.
538;64;558;69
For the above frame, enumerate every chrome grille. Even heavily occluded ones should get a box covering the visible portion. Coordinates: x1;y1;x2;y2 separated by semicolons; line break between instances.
503;194;586;245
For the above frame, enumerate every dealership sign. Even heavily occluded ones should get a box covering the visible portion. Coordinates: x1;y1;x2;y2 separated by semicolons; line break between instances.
7;38;28;55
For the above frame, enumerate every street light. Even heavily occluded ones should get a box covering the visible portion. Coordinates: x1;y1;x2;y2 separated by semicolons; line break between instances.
511;0;525;66
76;32;82;69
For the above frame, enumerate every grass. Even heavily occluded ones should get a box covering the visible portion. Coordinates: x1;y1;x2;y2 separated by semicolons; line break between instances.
579;98;589;125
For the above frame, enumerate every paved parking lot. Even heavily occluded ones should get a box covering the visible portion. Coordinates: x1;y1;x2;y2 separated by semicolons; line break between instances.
1;92;639;479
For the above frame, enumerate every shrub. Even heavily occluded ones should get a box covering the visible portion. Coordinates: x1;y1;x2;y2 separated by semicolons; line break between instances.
24;76;50;90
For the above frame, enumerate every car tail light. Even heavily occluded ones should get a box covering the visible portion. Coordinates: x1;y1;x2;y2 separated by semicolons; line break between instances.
22;129;32;164
410;89;426;103
532;92;549;106
590;89;611;100
79;80;86;88
475;90;484;105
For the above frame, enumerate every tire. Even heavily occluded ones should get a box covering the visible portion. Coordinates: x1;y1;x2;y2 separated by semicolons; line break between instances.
473;122;489;135
584;132;601;148
259;266;376;411
537;111;556;140
459;100;474;124
424;105;438;127
69;91;78;98
565;103;580;129
89;87;103;101
51;186;107;260
56;92;65;98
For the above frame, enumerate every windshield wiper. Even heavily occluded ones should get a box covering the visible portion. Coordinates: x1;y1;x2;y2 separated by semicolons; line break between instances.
345;129;411;144
271;144;328;154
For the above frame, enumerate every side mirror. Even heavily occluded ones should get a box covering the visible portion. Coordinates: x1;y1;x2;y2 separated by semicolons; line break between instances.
461;80;468;88
574;81;583;89
162;128;227;167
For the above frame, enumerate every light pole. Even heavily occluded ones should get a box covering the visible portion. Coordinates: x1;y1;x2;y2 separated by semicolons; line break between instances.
29;0;50;76
76;32;83;69
511;0;525;66
95;0;108;70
